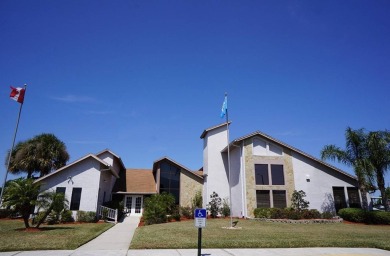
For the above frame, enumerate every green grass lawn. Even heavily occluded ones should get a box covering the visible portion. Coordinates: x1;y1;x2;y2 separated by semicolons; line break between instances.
0;219;113;252
130;219;390;250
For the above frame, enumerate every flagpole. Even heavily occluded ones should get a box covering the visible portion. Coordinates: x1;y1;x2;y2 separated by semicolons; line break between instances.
224;93;233;228
0;84;27;207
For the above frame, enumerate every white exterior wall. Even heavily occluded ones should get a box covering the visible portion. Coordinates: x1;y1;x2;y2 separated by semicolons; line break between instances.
39;158;102;214
229;146;244;217
292;152;357;212
97;152;121;201
202;125;230;207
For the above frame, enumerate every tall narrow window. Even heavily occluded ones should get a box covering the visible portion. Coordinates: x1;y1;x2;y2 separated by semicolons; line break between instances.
70;188;82;210
271;165;285;185
255;164;269;185
273;190;287;208
347;187;361;208
56;187;66;194
256;190;270;208
332;187;346;212
159;161;181;204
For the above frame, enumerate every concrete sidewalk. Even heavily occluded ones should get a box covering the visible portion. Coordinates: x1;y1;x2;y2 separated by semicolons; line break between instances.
0;248;389;256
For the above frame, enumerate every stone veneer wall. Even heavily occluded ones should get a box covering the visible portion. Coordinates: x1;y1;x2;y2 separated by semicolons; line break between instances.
244;138;296;218
180;171;203;207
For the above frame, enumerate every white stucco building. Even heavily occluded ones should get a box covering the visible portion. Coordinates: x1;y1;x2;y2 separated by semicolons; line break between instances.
201;122;365;218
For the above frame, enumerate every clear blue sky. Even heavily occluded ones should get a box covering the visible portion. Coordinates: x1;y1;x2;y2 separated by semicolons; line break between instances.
1;1;389;187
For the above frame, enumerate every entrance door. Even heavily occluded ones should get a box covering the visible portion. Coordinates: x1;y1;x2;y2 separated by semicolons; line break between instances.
125;195;143;216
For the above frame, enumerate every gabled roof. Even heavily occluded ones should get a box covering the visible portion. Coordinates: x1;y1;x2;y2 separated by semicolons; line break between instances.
34;151;120;183
153;157;203;179
200;122;231;139
96;148;126;171
225;131;357;180
113;169;156;195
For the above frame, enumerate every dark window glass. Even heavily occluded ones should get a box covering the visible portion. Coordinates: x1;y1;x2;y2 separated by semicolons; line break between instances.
256;190;270;208
158;161;181;204
271;165;285;185
273;190;287;208
347;187;361;208
70;188;82;210
255;164;269;185
56;187;66;194
333;187;347;212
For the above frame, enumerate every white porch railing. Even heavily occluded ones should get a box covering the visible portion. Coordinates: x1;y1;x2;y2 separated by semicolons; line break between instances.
98;205;118;224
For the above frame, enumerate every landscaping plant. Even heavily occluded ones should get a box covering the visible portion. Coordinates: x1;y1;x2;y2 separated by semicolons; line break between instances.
207;191;221;218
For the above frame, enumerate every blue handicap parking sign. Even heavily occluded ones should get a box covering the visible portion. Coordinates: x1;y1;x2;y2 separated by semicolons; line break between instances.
195;208;206;218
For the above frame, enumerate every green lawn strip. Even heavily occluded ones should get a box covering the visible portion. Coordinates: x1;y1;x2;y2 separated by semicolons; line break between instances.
0;219;113;252
130;219;390;250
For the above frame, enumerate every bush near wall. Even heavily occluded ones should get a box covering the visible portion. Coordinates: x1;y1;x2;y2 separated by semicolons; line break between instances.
254;208;329;220
0;209;12;218
77;211;97;223
338;208;390;225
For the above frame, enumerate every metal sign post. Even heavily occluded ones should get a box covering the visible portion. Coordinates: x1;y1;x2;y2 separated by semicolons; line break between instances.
194;208;206;256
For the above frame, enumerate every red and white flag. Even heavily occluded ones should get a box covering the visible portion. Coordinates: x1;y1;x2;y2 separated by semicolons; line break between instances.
10;87;25;103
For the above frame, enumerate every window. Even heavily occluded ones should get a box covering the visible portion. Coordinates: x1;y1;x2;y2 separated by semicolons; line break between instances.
253;138;267;156
56;187;66;194
256;190;270;208
271;165;285;185
273;190;287;208
159;161;181;204
255;164;269;185
135;197;142;214
125;196;132;211
347;187;361;208
255;164;285;185
70;188;82;210
332;187;346;212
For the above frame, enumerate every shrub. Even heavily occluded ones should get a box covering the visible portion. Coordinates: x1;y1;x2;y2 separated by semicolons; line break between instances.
338;208;366;223
61;210;74;222
338;208;390;224
284;208;301;220
221;198;230;217
143;192;175;225
301;209;321;219
172;212;181;221
270;208;287;219
321;211;335;219
32;211;47;225
291;190;309;211
77;211;97;223
191;190;203;209
368;211;390;225
254;208;271;218
207;192;221;218
180;206;193;219
0;209;12;218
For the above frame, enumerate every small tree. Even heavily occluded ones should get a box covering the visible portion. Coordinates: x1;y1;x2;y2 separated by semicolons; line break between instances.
221;198;230;217
291;190;309;211
207;192;221;218
2;178;40;228
34;191;68;228
143;192;175;225
191;190;203;209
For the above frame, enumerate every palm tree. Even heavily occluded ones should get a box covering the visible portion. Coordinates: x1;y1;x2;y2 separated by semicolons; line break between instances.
2;178;41;228
321;127;372;210
7;133;69;178
34;191;68;228
366;131;390;211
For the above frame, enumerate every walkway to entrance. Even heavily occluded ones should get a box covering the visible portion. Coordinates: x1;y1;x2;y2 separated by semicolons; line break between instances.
73;215;141;256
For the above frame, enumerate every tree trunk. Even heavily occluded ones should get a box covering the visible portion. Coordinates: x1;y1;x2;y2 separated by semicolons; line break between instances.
35;206;53;228
23;214;30;229
376;172;388;211
358;180;369;210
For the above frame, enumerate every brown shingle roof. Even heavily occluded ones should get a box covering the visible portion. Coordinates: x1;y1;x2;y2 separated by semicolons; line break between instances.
114;169;157;194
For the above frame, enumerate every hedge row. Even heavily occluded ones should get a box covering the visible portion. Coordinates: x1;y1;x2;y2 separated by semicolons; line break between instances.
254;207;334;220
338;208;390;225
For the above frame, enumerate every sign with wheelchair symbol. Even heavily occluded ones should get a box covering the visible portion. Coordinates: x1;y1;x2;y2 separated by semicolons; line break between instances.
194;208;206;228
